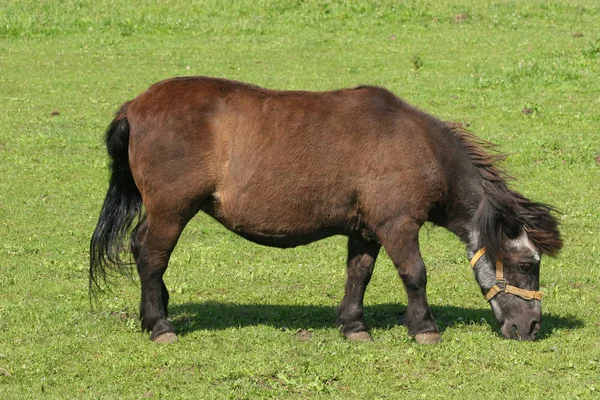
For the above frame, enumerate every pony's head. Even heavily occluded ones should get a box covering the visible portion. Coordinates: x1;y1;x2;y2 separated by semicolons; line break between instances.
470;184;562;340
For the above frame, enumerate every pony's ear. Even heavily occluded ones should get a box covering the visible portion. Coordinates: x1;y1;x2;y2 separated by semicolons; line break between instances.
499;212;521;239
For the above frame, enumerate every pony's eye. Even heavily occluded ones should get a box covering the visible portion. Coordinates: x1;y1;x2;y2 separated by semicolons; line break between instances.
519;263;535;273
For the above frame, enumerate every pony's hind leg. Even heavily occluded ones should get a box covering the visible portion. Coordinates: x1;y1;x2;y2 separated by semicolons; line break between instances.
337;235;380;341
378;218;440;344
136;213;188;343
132;218;170;319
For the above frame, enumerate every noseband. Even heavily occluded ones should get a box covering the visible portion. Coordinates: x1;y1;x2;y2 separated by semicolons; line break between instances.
470;248;542;301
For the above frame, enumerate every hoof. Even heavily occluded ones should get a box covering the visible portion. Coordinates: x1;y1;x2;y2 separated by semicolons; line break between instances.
152;332;178;344
414;332;441;344
345;331;372;342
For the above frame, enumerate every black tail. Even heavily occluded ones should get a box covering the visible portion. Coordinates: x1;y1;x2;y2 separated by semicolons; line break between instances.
90;103;143;293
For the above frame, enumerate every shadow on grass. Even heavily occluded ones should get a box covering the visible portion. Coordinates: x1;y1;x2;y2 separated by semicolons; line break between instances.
169;301;583;340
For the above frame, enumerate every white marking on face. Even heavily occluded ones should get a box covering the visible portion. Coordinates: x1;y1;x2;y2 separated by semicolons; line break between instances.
509;230;540;262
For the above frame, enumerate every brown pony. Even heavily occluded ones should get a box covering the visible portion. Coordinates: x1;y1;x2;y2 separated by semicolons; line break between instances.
90;77;562;343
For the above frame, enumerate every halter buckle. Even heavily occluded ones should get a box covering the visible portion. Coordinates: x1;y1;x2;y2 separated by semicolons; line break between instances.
494;280;507;292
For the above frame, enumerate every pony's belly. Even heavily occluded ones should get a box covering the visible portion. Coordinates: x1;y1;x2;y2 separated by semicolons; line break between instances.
230;227;340;248
204;188;350;247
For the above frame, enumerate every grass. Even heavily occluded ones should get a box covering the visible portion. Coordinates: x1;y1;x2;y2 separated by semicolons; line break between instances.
1;0;599;398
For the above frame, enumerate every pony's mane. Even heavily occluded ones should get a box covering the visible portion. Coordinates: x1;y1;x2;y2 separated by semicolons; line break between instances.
447;123;563;260
446;123;510;184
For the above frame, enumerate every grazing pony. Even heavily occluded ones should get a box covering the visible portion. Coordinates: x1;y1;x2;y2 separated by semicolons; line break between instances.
90;77;562;343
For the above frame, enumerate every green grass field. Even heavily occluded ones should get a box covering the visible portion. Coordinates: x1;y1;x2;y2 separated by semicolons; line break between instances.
1;0;599;398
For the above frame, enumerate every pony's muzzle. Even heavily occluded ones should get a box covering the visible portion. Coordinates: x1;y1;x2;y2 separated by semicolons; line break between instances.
492;295;542;340
499;309;542;340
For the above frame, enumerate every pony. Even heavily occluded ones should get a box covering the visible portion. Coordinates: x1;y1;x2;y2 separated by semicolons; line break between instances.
90;77;562;343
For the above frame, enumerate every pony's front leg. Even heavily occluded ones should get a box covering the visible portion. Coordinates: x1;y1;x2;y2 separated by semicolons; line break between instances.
337;236;381;341
379;219;440;344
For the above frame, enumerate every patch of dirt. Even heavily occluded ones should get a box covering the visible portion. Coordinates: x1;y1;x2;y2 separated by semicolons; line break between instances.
296;329;313;341
522;107;533;114
109;311;134;320
572;32;583;38
570;282;584;289
453;14;468;23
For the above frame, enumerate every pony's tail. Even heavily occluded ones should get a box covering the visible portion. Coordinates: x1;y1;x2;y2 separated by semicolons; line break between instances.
89;103;143;294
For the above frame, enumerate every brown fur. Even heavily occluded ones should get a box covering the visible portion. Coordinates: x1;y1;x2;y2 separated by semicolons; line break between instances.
90;77;562;341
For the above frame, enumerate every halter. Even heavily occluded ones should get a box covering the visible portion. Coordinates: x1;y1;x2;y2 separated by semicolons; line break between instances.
470;248;542;302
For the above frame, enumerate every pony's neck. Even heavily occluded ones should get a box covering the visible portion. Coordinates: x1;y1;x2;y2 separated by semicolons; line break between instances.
440;125;507;255
442;182;488;256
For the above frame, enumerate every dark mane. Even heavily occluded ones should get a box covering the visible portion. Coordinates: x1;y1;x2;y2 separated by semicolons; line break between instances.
446;123;510;183
448;124;563;260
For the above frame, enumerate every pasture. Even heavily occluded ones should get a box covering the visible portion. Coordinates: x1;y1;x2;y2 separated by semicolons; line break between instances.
1;0;599;398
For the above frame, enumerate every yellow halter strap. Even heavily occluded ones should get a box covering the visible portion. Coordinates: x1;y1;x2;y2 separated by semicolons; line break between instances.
470;248;542;302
